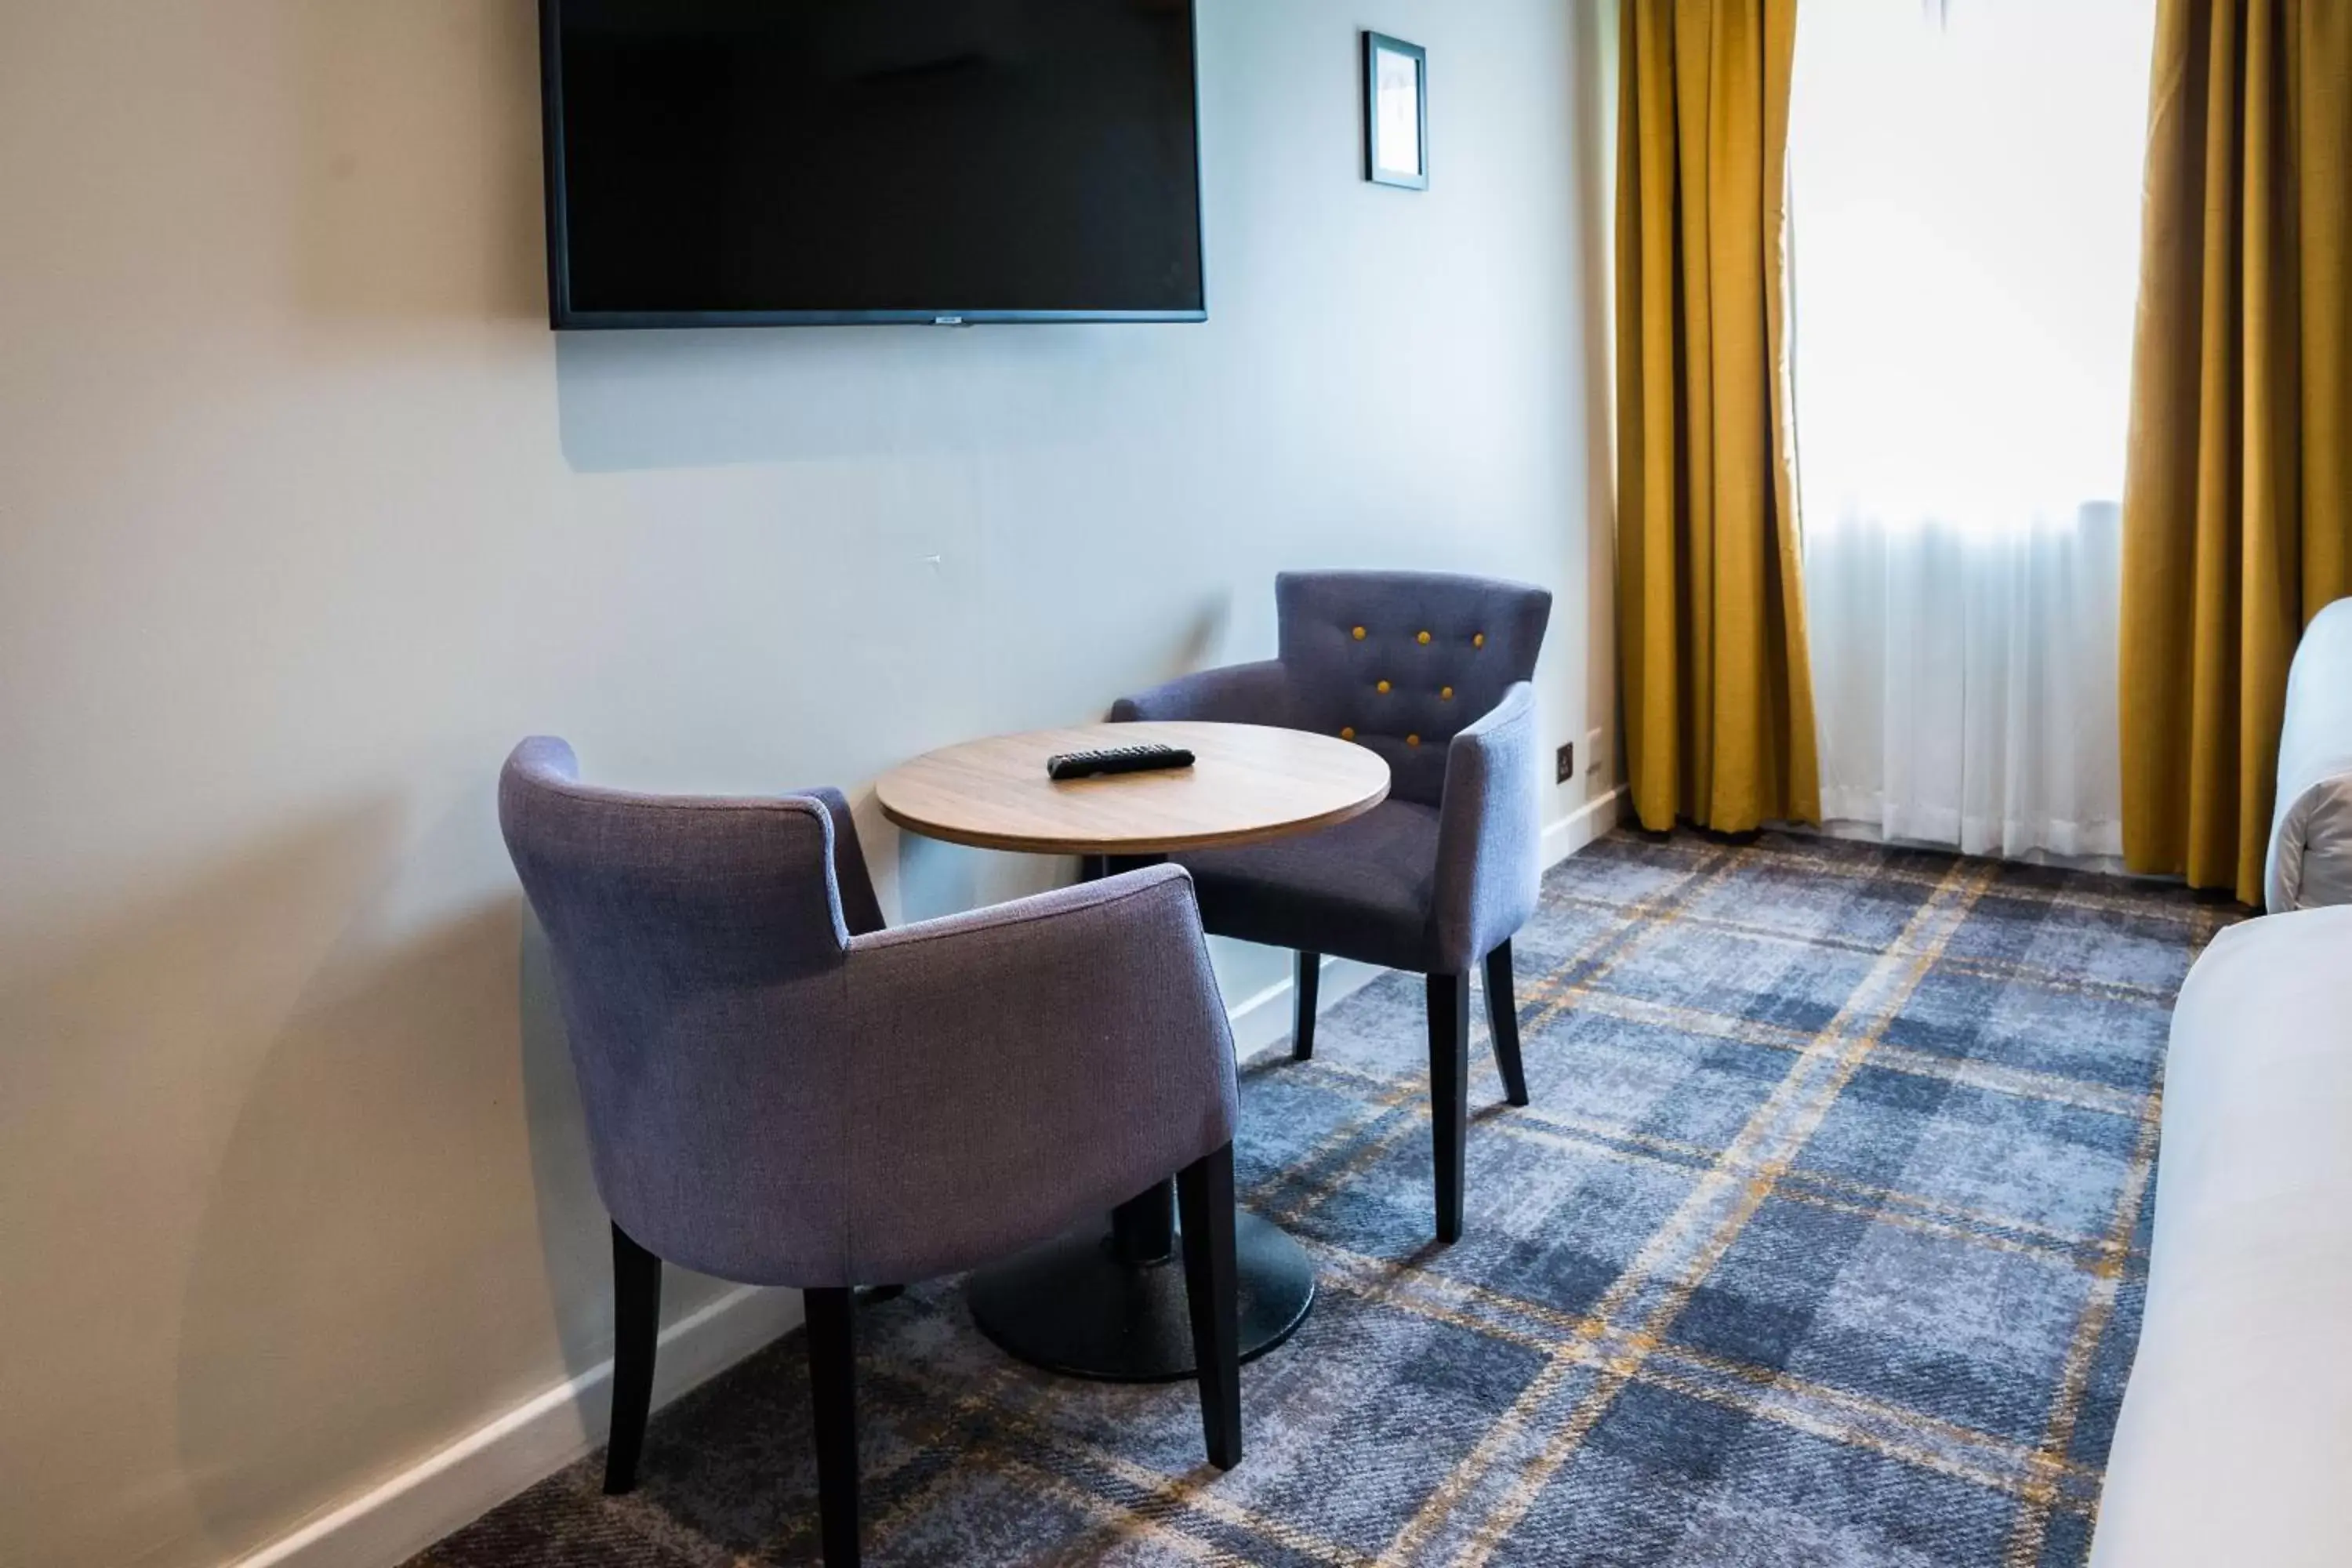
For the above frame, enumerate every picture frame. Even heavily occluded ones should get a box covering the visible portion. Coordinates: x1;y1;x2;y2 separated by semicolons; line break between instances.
1362;31;1428;191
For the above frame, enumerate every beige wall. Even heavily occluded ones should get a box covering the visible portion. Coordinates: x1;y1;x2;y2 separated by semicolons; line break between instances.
0;2;1615;1563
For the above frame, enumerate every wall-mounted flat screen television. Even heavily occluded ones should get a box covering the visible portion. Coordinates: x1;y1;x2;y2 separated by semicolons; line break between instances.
539;0;1206;328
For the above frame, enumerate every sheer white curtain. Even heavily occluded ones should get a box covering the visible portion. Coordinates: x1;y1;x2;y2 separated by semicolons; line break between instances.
1788;0;2153;859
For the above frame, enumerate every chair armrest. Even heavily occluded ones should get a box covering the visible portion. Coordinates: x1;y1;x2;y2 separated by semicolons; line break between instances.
1432;682;1544;971
798;786;887;937
1111;659;1295;726
839;866;1239;1282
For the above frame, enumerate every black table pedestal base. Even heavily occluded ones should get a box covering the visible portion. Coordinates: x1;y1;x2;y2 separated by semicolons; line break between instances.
966;1210;1316;1383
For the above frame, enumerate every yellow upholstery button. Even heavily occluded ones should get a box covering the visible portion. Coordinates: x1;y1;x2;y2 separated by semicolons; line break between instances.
1352;626;1367;641
1340;726;1356;740
1441;686;1454;700
1473;633;1486;648
1377;679;1392;694
1406;734;1421;747
1417;630;1432;644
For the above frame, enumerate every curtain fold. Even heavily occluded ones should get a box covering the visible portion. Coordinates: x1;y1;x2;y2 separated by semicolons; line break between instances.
1614;0;1820;834
2119;0;2351;903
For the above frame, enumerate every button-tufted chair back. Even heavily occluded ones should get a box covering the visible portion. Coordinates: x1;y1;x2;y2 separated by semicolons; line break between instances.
1276;571;1552;807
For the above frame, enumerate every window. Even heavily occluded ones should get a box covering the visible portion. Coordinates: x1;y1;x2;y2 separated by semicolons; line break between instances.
1789;0;2155;858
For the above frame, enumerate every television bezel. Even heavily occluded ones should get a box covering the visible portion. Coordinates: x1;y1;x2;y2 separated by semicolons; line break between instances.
537;0;1210;330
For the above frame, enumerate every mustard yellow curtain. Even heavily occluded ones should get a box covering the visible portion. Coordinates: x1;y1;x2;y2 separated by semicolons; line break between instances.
1615;0;1819;834
2120;0;2351;903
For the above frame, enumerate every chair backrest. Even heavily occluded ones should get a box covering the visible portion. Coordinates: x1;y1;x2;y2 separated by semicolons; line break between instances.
497;737;873;1282
1276;571;1552;806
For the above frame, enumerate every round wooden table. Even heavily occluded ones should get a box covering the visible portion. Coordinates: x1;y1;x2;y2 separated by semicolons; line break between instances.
876;720;1391;1382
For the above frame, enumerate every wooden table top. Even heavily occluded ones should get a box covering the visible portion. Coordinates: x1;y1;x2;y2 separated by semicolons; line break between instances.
875;721;1392;857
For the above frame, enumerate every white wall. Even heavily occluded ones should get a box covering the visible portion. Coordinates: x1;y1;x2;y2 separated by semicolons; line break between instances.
0;2;1616;1563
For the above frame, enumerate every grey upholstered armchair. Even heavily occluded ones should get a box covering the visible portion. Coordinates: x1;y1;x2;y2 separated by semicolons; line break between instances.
498;738;1243;1567
1114;571;1552;1243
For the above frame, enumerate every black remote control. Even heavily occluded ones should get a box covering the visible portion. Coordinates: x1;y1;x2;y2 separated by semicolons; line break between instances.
1046;744;1197;781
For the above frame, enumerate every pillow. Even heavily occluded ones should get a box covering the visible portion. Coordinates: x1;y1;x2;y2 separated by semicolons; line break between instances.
2267;598;2352;912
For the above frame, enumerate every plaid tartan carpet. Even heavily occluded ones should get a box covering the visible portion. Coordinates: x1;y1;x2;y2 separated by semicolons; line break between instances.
413;829;2239;1567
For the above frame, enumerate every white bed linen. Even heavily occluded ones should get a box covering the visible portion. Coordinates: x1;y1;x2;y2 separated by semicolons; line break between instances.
2090;908;2352;1566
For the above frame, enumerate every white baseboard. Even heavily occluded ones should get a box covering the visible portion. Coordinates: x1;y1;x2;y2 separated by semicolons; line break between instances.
230;787;1630;1568
1224;952;1389;1056
1544;784;1628;869
227;1283;803;1568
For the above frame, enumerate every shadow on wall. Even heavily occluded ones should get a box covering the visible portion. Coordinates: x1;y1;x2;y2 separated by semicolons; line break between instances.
158;783;758;1560
142;786;690;1563
174;912;518;1554
551;322;1188;474
290;0;543;321
1;786;672;1566
0;802;437;1562
162;809;535;1557
1567;0;1618;768
517;909;608;1392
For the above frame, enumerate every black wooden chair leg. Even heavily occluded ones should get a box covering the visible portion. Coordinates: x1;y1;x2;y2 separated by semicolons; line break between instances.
1483;938;1530;1107
1176;1142;1243;1468
1427;972;1470;1243
1292;950;1321;1061
604;1223;662;1496
804;1287;862;1566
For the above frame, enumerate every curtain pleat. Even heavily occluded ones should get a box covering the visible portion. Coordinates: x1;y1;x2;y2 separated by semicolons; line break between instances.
2119;0;2351;902
1616;0;1820;833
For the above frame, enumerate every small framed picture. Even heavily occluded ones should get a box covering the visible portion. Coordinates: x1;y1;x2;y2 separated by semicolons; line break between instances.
1363;31;1428;190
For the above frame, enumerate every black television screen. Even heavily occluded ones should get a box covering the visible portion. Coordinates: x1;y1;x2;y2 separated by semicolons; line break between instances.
540;0;1206;328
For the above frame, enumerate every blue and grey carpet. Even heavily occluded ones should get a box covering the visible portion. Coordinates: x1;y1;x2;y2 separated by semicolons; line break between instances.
412;829;2239;1566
